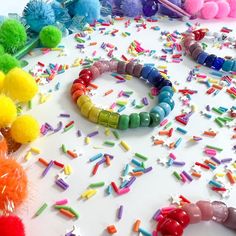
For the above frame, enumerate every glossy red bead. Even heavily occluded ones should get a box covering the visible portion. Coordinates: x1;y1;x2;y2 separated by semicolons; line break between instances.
157;218;184;236
79;69;92;77
73;79;86;85
79;74;92;86
167;209;190;228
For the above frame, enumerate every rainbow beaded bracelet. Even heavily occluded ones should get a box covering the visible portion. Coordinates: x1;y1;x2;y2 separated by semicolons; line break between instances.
156;200;236;236
183;29;236;72
70;60;175;130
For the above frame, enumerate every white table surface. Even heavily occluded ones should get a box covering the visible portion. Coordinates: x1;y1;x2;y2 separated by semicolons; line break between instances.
2;3;236;236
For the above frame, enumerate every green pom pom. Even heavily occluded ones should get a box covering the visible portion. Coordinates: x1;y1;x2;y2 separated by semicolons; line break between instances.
39;26;62;48
0;54;20;74
0;19;27;54
0;44;4;55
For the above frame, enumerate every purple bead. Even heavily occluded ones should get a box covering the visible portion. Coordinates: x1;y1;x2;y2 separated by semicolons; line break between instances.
117;61;127;74
189;43;201;55
159;0;182;18
223;207;236;230
192;47;203;60
143;0;159;17
126;62;135;75
212;201;229;223
133;64;143;78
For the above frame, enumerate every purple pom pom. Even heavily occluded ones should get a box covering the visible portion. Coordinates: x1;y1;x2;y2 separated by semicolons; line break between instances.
121;0;143;17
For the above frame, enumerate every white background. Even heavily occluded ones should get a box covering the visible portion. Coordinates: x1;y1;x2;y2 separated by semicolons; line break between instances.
1;1;236;236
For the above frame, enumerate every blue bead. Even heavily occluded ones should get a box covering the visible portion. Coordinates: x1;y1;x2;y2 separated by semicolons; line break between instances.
159;102;171;116
205;54;217;68
152;74;164;87
160;86;174;96
197;51;208;65
232;61;236;72
157;79;172;89
141;66;154;79
161;97;175;110
159;91;173;102
147;68;160;85
212;57;225;71
222;60;234;72
150;105;165;121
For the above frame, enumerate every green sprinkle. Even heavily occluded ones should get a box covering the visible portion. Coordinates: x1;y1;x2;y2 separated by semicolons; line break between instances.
61;144;67;153
64;124;74;132
164;122;172;130
230;94;236;99
54;205;79;219
35;203;48;217
116;100;127;106
135;104;144;109
148;92;154;99
173;171;181;181
212;107;224;115
103;141;115;147
89;182;105;188
206;145;223;152
135;153;148;161
215;118;224;127
112;130;120;140
222;116;234;122
28;100;32;109
75;37;85;43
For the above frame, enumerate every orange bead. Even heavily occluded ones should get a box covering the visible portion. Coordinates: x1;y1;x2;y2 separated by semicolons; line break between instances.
71;83;85;94
72;90;85;102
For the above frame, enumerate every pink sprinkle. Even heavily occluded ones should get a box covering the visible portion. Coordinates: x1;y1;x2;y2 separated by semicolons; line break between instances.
169;153;177;160
118;91;124;97
110;103;116;109
160;119;168;126
204;148;217;156
55;199;68;205
180;173;187;183
117;187;130;195
151;87;158;96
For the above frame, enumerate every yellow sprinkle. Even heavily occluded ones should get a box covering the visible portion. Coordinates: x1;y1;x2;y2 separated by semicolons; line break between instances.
51;48;63;51
208;79;218;83
24;151;32;161
233;163;236;168
40;93;51;104
64;165;72;175
105;128;111;136
125;75;132;80
131;52;138;57
30;147;41;154
172;86;177;93
158;65;167;69
122;32;127;37
120;140;130;151
86;189;97;199
215;173;225;177
81;189;93;198
161;73;168;80
191;105;197;112
85;137;91;144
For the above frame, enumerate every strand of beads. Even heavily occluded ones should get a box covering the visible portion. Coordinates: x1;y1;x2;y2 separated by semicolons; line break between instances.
183;29;236;72
156;200;236;236
70;60;175;130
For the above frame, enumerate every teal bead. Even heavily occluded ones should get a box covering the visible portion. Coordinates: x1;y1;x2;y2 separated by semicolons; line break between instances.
139;112;150;127
161;97;175;110
129;113;140;128
222;60;234;72
160;86;174;96
149;112;161;127
232;61;236;72
159;102;171;116
150;105;165;121
159;91;173;103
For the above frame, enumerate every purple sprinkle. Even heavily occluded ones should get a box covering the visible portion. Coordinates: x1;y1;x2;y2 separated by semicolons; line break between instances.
144;166;153;173
55;179;69;190
99;28;106;30
125;176;136;188
87;131;99;137
206;105;211;111
45;122;54;131
76;44;85;49
153;209;161;220
221;158;233;163
97;158;106;165
211;156;221;165
59;113;70;118
116;80;126;83
40;124;47;135
173;161;186;166
77;130;82;137
117;205;123;220
54;121;63;132
123;93;130;97
142;97;149;106
182;171;193;182
104;153;114;159
42;160;54;177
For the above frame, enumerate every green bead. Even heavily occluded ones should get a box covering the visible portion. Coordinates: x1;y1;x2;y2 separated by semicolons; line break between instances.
98;110;111;127
139;112;150;127
129;113;140;128
149;112;161;127
108;112;120;129
118;114;130;130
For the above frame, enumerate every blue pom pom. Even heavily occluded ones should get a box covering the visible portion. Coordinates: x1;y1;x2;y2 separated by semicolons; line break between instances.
121;0;143;17
23;0;56;33
74;0;101;24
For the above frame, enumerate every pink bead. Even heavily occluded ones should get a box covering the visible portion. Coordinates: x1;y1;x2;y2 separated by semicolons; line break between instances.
215;1;230;19
201;2;219;19
196;201;213;221
100;61;110;72
184;39;195;50
228;0;236;17
212;201;229;223
184;0;204;15
109;60;118;72
93;61;107;74
182;203;202;224
90;66;100;79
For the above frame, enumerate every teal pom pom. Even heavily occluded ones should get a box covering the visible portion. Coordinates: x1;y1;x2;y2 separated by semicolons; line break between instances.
0;19;27;54
0;44;4;55
23;0;56;33
74;0;101;24
0;54;20;74
39;26;62;48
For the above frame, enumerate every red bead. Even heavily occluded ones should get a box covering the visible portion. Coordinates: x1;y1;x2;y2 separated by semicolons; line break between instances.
79;69;92;77
166;209;190;228
79;74;92;86
192;29;207;41
157;218;184;236
73;79;86;85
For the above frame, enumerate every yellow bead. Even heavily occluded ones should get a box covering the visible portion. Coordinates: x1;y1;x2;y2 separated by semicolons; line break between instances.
77;95;91;108
88;106;101;123
81;101;94;117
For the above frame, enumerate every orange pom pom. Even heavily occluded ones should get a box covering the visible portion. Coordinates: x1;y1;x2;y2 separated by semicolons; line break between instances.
0;157;28;213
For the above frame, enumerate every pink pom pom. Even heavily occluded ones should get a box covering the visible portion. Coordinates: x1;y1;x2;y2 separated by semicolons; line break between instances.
228;0;236;18
184;0;204;15
215;1;230;18
201;2;219;19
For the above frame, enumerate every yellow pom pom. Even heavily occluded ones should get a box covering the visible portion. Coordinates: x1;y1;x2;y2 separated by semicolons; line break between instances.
0;94;17;128
4;68;38;102
0;71;5;91
10;115;40;144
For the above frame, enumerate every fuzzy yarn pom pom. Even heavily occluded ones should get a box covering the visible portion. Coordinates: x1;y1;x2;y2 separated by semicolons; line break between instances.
0;215;25;236
201;1;219;19
10;115;40;144
0;54;20;74
121;0;143;17
0;44;4;55
23;0;56;33
74;0;101;24
228;0;236;18
4;67;38;102
0;19;27;54
0;95;17;128
215;0;230;18
0;70;5;91
184;0;204;15
39;25;62;48
0;135;8;155
0;157;27;213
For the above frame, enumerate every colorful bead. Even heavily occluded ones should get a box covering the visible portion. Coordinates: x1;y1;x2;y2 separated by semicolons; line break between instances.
197;51;209;65
158;218;184;236
182;203;202;224
79;74;92;85
88;106;101;123
192;47;203;60
167;209;190;228
196;201;213;221
205;54;217;68
117;61;127;74
157;79;172;89
90;65;100;79
141;65;154;79
133;64;143;78
212;201;229;223
71;83;86;94
109;60;118;72
189;43;200;54
223;207;236;230
77;95;91;108
98;110;111;126
222;60;234;72
149;112;161;127
161;97;175;110
159;91;173;102
212;57;225;71
79;68;92;77
108;112;120;129
159;102;171;116
81;101;94;117
126;62;135;75
139;112;150;127
150;106;165;121
231;60;236;72
72;89;85;102
118;114;130;130
160;86;174;96
147;68;160;84
129;113;140;128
